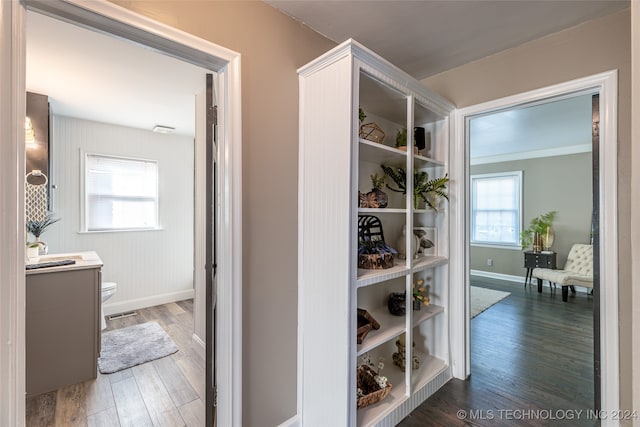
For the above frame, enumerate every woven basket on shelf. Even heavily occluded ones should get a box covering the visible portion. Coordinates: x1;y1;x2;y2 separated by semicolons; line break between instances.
356;365;392;409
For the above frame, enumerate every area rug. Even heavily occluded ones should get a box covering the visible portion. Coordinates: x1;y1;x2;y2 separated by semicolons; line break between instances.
471;286;511;318
98;321;178;374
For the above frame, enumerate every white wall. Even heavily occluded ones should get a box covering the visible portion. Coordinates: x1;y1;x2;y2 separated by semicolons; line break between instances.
46;116;195;314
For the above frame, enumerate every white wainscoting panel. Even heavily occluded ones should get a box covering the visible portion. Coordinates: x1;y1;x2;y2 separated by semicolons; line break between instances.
46;115;195;312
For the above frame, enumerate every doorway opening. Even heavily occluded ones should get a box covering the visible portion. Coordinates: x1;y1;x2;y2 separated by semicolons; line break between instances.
25;10;214;424
449;71;619;417
467;92;597;412
3;1;242;426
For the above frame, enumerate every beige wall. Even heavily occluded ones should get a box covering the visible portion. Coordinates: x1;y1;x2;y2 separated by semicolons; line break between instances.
111;1;335;425
423;8;632;413
471;153;592;277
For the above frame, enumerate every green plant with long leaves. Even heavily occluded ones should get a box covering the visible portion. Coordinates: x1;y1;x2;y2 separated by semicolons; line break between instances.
395;128;408;147
380;164;449;210
519;210;557;248
26;212;61;239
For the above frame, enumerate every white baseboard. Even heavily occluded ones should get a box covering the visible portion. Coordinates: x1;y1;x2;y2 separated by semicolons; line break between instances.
278;414;299;427
470;269;591;294
470;269;525;283
104;289;195;316
191;333;206;361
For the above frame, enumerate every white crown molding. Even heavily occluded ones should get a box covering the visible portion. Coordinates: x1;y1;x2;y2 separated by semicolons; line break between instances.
470;143;592;165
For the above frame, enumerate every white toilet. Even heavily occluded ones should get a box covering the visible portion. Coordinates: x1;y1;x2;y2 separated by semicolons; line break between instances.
101;282;117;330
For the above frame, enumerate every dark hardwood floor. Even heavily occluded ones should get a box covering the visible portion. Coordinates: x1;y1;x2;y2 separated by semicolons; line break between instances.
400;276;597;426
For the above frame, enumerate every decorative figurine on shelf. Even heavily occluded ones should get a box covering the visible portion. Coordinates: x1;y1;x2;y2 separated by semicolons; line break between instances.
358;215;397;269
387;292;406;316
413;228;435;256
356;354;391;409
396;224;420;260
359;173;388;209
356;308;381;345
412;279;430;311
392;333;420;372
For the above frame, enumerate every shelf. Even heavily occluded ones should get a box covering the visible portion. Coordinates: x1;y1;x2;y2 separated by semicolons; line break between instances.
359;139;407;165
415;153;445;168
413;208;438;215
356;363;407;427
412;304;445;328
357;306;405;356
299;40;453;427
411;354;448;391
412;256;448;273
356;305;444;358
357;259;409;288
356;257;448;287
358;208;406;214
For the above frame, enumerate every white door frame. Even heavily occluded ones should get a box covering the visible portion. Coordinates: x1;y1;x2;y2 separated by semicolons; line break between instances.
0;1;243;426
449;71;619;424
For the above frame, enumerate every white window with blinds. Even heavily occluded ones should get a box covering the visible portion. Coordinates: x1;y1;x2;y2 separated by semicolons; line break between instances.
84;153;159;231
471;171;523;248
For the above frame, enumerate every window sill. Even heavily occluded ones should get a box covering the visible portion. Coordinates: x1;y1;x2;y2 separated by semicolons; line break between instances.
470;243;522;251
78;227;163;234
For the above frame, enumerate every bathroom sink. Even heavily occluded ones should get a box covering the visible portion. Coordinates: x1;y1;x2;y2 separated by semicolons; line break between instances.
37;254;85;263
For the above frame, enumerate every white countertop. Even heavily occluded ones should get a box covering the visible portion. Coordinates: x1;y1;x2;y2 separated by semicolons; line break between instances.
26;251;103;275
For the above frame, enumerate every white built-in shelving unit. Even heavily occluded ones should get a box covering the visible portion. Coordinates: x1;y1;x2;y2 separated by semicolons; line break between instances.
298;39;455;426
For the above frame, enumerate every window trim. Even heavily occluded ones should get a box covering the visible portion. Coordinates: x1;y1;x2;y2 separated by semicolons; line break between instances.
81;151;160;232
470;170;523;248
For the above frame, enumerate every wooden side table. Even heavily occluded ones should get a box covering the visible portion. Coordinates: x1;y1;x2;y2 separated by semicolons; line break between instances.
524;251;557;291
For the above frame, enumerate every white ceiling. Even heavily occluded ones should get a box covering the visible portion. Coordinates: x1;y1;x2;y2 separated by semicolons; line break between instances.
469;94;593;162
26;11;210;137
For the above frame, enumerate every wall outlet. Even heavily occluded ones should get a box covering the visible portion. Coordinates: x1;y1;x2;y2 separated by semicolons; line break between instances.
487;259;493;267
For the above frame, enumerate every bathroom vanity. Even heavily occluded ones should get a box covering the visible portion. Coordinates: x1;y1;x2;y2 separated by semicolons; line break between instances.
26;251;103;397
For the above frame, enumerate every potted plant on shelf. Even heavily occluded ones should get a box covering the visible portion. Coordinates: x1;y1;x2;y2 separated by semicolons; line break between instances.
520;211;557;252
380;165;449;210
358;239;397;269
26;212;61;255
412;278;430;310
395;127;418;154
359;173;388;208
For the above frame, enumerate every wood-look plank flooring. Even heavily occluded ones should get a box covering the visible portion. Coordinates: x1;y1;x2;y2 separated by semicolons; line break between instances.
400;277;597;427
26;299;204;427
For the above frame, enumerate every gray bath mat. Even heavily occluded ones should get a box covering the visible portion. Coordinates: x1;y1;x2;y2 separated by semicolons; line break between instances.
98;321;178;374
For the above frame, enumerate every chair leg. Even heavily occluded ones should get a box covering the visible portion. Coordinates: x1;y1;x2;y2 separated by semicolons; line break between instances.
562;286;569;302
569;285;576;294
537;278;543;293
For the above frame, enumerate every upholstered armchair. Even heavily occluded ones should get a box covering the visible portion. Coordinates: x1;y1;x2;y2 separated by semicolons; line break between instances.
532;244;593;302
